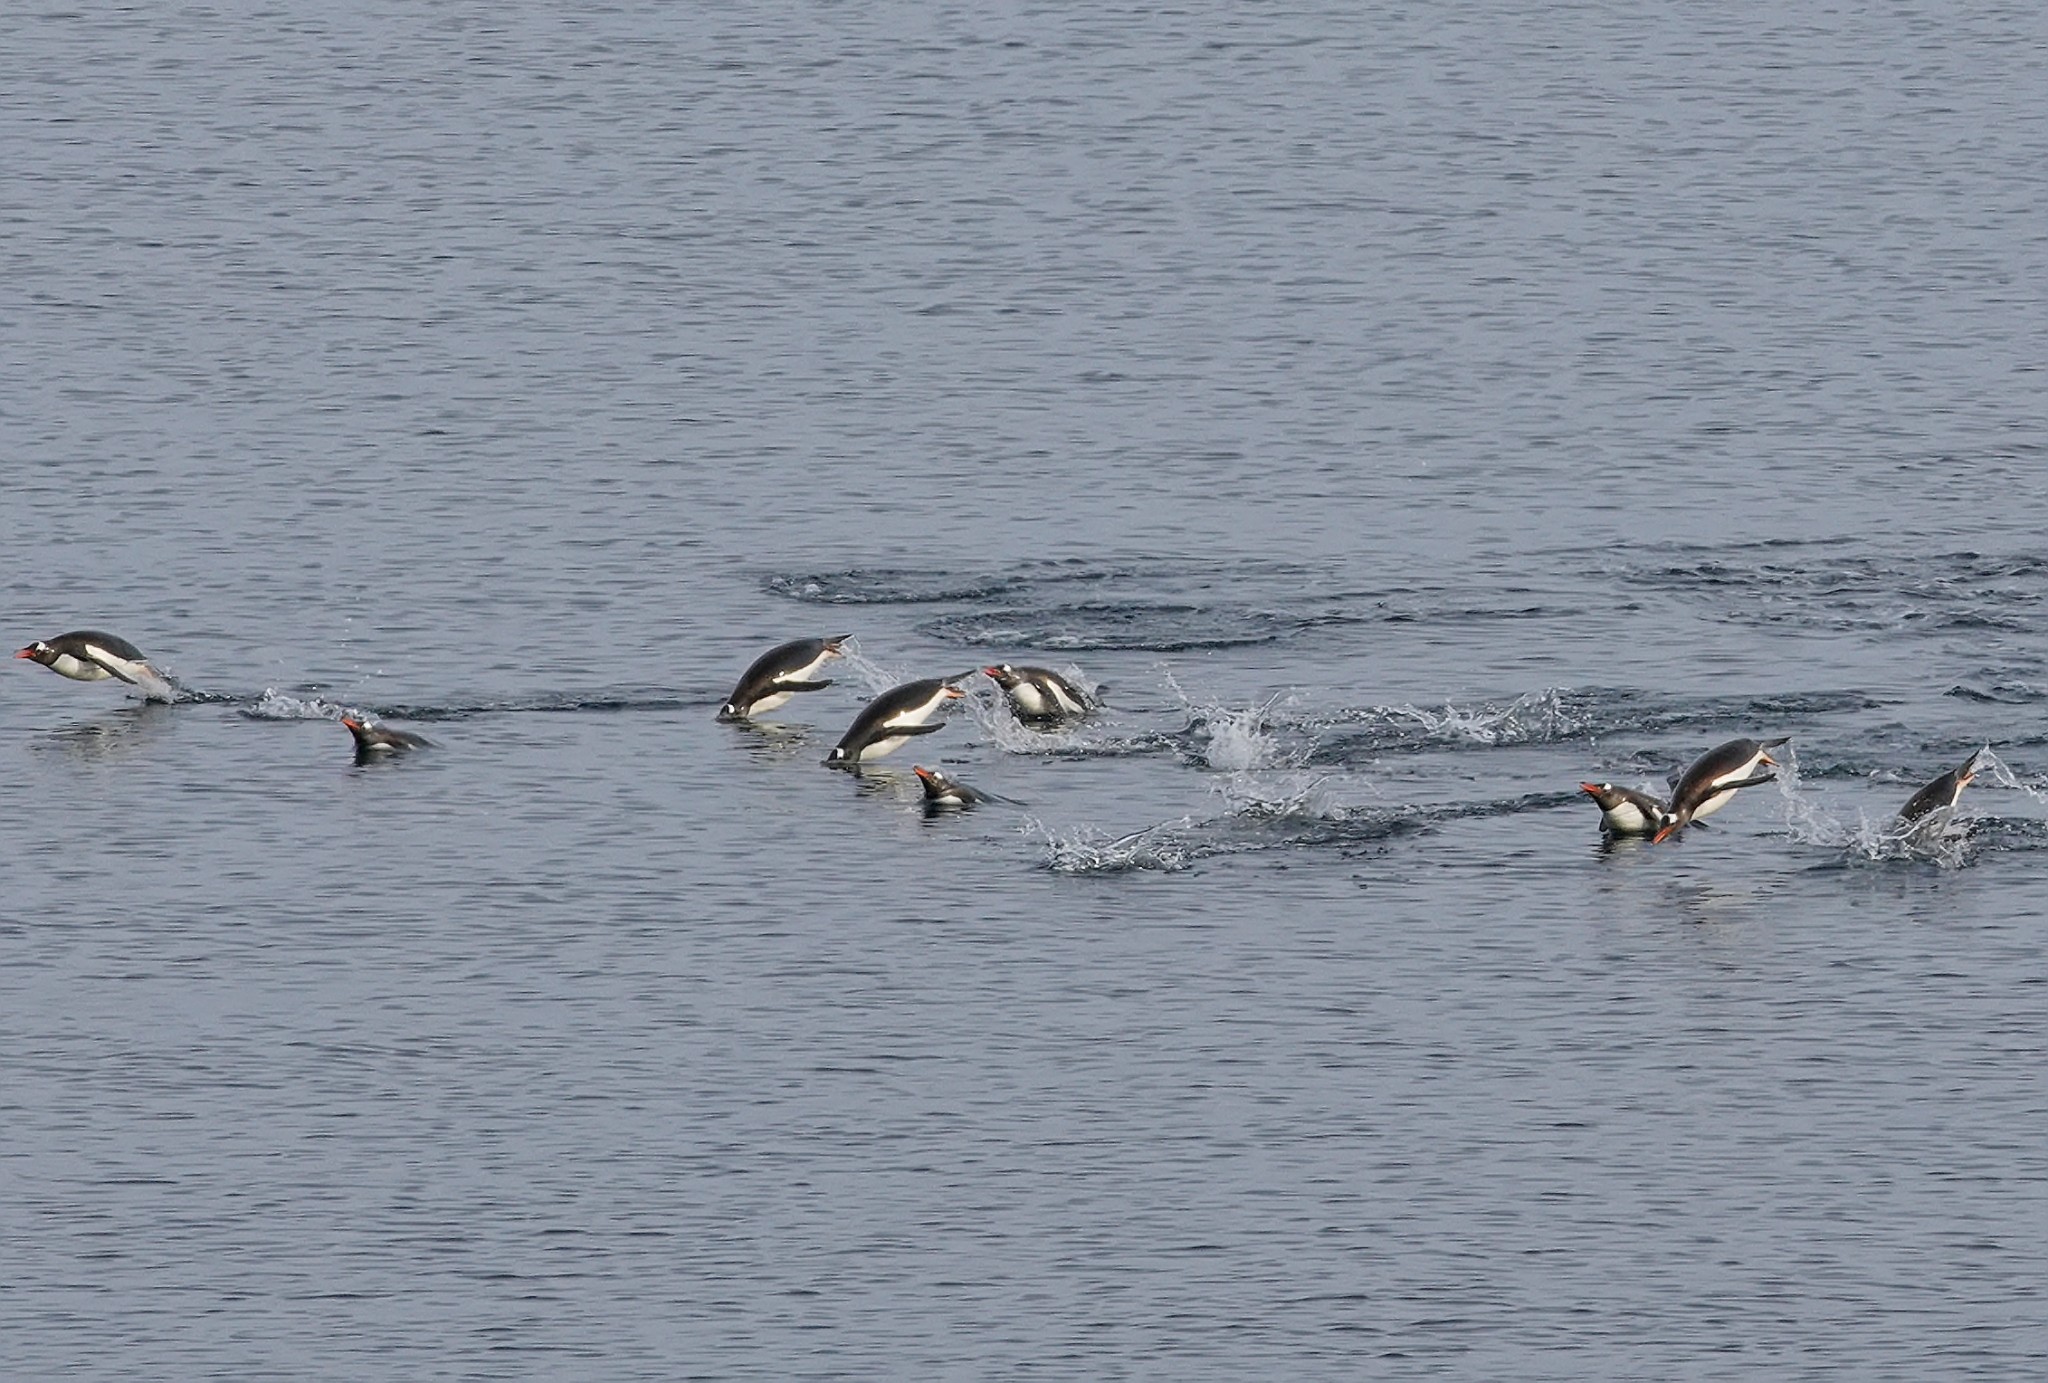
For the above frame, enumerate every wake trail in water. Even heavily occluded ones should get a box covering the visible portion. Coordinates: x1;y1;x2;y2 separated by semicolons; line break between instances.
1030;789;1576;875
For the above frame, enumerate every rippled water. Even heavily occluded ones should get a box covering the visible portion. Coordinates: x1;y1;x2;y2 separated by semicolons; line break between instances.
7;2;2048;1378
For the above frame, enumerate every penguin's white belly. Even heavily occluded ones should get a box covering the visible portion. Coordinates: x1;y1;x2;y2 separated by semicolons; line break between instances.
47;652;114;682
1604;801;1658;833
855;732;911;761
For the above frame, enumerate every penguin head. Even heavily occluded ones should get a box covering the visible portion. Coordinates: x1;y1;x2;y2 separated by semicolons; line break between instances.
15;641;53;665
981;664;1018;687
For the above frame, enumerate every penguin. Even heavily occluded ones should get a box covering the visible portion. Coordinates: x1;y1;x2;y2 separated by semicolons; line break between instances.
15;630;172;698
1652;736;1788;843
1895;750;1982;834
982;663;1095;722
341;715;432;757
719;635;850;721
1579;782;1672;837
825;677;967;766
913;764;993;810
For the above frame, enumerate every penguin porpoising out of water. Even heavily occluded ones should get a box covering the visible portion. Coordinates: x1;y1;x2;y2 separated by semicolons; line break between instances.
1652;736;1788;843
981;663;1095;722
341;715;432;757
1579;782;1673;838
1895;750;1983;836
719;635;850;721
825;677;968;766
15;630;173;698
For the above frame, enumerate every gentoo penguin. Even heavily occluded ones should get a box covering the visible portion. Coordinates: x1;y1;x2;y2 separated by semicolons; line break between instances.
1895;750;1982;834
1579;782;1672;837
341;715;432;756
982;663;1095;722
15;630;172;697
719;635;850;721
1652;736;1788;843
913;764;992;810
825;677;967;766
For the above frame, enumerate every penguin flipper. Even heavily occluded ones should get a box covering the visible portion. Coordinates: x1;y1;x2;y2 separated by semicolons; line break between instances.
1724;771;1777;791
777;678;834;692
893;722;948;739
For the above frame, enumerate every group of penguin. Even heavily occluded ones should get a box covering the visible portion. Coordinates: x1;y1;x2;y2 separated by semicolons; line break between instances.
17;626;1987;840
718;633;1094;808
1583;736;1983;845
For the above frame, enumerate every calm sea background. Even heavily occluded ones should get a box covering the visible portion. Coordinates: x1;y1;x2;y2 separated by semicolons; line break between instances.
6;2;2048;1378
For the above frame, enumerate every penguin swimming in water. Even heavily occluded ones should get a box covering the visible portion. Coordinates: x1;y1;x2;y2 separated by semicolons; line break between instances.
341;715;432;757
1579;781;1673;838
1895;750;1982;837
719;635;849;721
825;677;968;766
981;663;1096;722
15;630;174;699
1652;736;1788;843
913;764;995;810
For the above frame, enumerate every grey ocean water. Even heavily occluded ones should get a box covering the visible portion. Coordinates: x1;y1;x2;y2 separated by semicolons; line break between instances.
7;2;2048;1377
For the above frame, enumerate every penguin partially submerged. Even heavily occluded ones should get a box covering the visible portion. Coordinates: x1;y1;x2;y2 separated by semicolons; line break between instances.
912;764;995;810
1579;781;1672;838
981;663;1096;722
719;635;850;721
15;630;174;700
825;676;969;766
1652;736;1787;843
341;715;432;758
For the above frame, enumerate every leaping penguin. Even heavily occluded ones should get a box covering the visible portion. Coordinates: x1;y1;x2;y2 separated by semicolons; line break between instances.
719;635;850;720
1895;750;1982;836
1652;736;1788;843
15;630;173;699
825;677;968;766
981;663;1096;722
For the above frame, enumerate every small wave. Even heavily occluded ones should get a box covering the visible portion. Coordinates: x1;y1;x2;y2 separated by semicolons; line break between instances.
764;568;1026;605
1948;682;2047;705
1608;544;2048;636
919;602;1291;652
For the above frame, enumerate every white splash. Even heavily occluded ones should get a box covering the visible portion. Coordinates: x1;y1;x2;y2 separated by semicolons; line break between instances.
1027;817;1197;874
1974;747;2048;805
1773;743;1975;869
1370;688;1578;746
245;689;351;720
